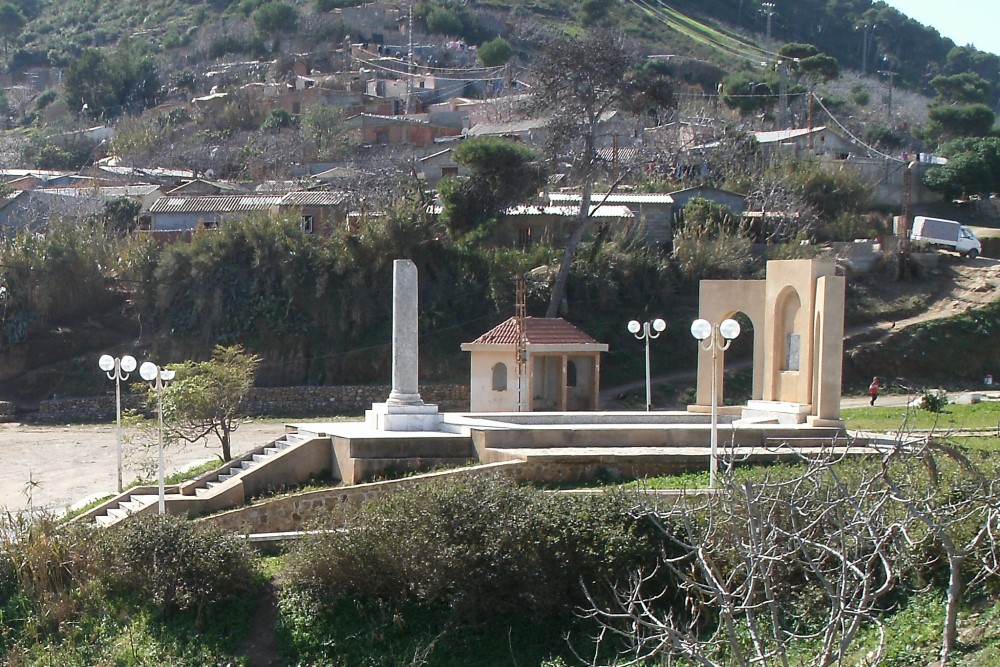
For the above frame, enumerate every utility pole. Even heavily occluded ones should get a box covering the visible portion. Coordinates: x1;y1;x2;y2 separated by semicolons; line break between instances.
879;66;897;123
858;24;876;76
777;60;789;129
404;3;414;114
762;2;777;42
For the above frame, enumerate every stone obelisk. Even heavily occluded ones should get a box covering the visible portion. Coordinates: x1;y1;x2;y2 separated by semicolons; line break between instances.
365;259;441;431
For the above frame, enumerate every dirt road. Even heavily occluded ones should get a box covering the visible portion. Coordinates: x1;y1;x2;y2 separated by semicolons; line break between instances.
0;421;289;514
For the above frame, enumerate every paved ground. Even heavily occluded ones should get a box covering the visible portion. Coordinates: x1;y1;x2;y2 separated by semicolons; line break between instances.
0;421;289;514
3;391;994;514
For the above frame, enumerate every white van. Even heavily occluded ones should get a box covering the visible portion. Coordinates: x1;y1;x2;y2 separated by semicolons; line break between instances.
909;216;981;258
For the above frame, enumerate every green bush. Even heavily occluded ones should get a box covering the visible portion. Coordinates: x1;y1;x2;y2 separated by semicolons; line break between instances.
96;515;260;623
283;474;657;620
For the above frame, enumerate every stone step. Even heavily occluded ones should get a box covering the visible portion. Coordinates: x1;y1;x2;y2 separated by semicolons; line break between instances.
107;507;129;520
252;454;270;464
240;460;257;470
264;447;279;455
95;514;118;527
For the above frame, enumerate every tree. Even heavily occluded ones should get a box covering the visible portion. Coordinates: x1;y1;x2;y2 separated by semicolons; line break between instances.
526;29;674;317
931;72;994;105
924;136;1000;199
477;36;512;67
584;449;902;666
925;103;996;145
300;103;350;159
63;44;161;118
438;137;543;238
253;1;299;35
102;196;141;236
720;70;778;116
0;3;25;60
160;345;262;462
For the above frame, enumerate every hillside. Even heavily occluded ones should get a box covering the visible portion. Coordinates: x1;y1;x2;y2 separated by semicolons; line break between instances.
0;0;999;403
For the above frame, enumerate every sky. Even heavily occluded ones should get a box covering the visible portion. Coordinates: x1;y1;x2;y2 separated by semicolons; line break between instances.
882;1;1000;56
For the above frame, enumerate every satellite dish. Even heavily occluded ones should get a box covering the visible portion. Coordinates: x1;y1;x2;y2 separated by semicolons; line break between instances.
204;168;215;179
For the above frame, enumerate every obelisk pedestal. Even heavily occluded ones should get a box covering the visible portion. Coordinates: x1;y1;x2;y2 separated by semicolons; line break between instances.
366;259;442;431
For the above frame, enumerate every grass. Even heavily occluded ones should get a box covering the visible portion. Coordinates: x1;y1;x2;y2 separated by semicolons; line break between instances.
842;401;1000;433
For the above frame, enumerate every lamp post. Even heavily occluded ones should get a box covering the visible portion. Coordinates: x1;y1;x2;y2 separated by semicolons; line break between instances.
628;318;666;411
691;318;741;488
99;354;137;493
139;361;175;515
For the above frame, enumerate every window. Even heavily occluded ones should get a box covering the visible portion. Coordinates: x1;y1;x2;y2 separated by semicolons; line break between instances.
301;215;315;234
491;363;507;391
566;360;578;387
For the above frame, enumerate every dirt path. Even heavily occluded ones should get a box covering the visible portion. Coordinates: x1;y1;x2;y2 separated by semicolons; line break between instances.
0;421;288;514
846;255;1000;344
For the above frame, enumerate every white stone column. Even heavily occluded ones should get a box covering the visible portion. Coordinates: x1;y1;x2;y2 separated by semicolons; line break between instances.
387;259;424;406
365;258;441;431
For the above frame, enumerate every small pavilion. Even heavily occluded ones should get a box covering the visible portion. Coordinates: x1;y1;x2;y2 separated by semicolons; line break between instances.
461;317;608;412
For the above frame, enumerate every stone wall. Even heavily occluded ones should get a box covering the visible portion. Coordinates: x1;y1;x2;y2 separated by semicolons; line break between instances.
200;462;522;534
32;384;470;423
0;401;15;423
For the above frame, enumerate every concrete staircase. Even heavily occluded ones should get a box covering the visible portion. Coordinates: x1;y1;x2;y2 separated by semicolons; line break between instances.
193;433;298;497
86;431;329;527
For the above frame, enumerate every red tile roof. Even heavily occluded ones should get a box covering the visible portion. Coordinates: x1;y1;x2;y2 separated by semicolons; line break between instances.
467;317;601;346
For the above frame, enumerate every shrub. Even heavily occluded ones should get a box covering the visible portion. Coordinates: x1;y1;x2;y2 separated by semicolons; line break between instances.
96;515;259;624
671;224;754;284
282;474;657;620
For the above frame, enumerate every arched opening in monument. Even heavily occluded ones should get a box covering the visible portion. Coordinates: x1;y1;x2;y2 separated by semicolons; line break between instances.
772;286;803;402
721;310;755;405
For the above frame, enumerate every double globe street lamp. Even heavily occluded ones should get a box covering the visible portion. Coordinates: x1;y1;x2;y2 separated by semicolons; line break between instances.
628;318;666;411
139;361;175;514
690;317;741;488
99;354;137;493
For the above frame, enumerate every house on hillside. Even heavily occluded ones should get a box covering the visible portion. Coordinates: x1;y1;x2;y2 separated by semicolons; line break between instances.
148;195;283;236
416;147;469;186
669;185;746;217
466;118;549;147
0;169;74;191
753;126;853;160
346;113;461;147
547;192;674;246
165;179;249;197
277;190;349;234
83;164;198;189
147;191;348;237
0;189;105;234
491;204;634;248
461;316;608;412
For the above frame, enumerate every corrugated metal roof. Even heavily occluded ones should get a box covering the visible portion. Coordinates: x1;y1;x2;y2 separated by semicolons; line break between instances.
34;186;161;198
754;126;827;144
549;193;674;205
467;118;549;136
466;317;603;346
149;195;282;214
279;191;347;206
505;205;633;218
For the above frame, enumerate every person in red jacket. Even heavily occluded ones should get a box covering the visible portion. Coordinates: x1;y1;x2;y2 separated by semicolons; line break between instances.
868;376;880;406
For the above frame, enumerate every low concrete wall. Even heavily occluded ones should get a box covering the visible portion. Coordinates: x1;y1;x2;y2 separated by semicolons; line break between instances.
199;462;523;534
33;384;470;423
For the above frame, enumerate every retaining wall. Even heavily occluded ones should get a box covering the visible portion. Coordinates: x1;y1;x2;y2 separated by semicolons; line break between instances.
32;384;470;423
199;462;522;534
